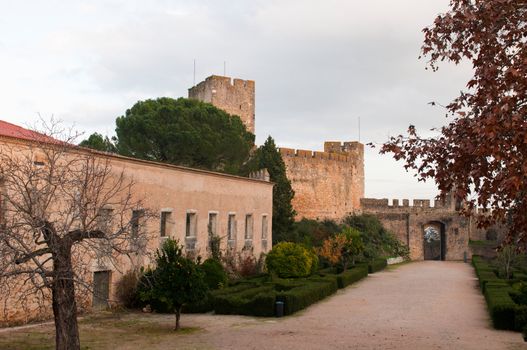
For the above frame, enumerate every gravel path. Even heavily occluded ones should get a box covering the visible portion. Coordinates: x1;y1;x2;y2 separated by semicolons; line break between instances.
171;261;526;350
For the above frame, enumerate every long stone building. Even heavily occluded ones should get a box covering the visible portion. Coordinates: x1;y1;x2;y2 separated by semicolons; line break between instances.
0;120;273;325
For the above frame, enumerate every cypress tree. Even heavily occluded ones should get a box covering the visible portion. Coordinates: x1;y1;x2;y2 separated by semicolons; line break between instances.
247;136;296;244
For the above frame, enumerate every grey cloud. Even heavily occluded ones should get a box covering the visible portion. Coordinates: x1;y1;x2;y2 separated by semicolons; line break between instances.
0;0;472;200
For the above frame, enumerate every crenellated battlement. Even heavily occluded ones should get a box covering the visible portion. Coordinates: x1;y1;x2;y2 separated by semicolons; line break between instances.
360;197;451;210
279;141;364;163
324;141;363;155
188;75;255;134
279;148;352;162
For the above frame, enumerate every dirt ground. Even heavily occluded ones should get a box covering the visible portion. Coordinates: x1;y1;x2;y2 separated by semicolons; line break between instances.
1;261;526;350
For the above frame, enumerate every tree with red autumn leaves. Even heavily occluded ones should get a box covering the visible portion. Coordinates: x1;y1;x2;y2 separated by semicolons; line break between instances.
380;1;527;246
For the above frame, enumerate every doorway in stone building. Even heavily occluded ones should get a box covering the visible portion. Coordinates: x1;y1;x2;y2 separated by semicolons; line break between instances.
93;270;111;309
423;221;446;260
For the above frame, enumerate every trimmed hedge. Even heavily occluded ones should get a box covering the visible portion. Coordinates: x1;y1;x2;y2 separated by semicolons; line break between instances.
335;265;368;288
368;258;387;273
184;262;379;317
276;279;338;316
214;286;276;316
484;283;516;330
478;270;502;292
472;255;527;331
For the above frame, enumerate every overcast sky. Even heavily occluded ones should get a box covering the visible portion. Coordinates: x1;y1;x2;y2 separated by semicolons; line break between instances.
0;1;473;201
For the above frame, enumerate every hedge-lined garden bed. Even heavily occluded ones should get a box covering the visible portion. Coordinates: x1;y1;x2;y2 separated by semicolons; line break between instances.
472;255;527;332
184;260;385;317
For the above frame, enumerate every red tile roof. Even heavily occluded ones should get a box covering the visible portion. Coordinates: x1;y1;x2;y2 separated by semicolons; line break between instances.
0;120;56;143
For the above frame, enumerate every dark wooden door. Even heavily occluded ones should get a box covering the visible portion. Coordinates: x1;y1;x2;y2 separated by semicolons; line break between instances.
93;271;110;309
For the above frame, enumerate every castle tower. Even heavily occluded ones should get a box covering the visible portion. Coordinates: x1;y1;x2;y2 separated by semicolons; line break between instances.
188;75;255;134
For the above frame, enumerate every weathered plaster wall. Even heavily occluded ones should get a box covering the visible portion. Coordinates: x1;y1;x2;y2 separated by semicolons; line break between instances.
0;135;273;326
280;141;364;221
188;75;256;134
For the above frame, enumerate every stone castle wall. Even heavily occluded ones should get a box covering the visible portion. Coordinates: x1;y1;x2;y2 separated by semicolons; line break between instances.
361;197;473;260
280;141;364;220
188;75;256;134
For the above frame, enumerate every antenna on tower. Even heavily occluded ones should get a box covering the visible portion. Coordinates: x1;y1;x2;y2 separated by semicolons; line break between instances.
224;61;226;76
193;59;196;86
358;116;361;142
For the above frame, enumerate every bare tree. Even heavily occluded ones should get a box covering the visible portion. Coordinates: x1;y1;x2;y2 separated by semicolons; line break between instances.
0;121;152;350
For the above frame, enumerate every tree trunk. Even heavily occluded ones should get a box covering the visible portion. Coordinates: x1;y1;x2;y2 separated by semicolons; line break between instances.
52;243;80;350
175;307;181;331
342;259;348;272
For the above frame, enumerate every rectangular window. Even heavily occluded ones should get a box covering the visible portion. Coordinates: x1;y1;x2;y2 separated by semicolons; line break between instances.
186;212;197;237
131;210;144;237
262;215;268;240
97;208;113;232
245;214;253;240
208;212;218;236
160;211;171;237
228;214;236;241
261;215;269;252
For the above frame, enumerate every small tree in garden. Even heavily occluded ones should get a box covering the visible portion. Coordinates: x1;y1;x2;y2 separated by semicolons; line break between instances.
496;244;519;280
344;227;364;266
319;227;363;271
141;239;207;330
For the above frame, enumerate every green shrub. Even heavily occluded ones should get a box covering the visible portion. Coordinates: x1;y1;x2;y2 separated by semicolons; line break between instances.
291;218;341;247
276;279;338;315
336;265;368;288
201;258;228;290
266;242;317;278
484;283;517;330
214;286;276;316
136;268;171;313
308;248;320;275
513;273;527;282
343;214;408;260
368;258;387;273
115;270;141;308
478;270;502;292
515;305;527;331
182;293;214;313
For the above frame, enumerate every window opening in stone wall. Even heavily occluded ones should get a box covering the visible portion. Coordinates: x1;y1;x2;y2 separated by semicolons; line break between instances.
186;212;197;237
245;214;253;240
33;152;46;166
131;210;144;237
208;212;218;236
97;208;113;233
228;214;236;240
227;214;236;249
261;215;268;240
130;209;144;252
261;215;268;252
160;211;171;237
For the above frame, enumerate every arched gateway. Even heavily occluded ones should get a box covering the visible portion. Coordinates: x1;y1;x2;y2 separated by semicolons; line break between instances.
423;221;446;261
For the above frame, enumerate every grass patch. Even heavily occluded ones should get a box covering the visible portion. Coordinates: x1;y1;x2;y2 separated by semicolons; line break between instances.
469;239;498;247
0;312;202;350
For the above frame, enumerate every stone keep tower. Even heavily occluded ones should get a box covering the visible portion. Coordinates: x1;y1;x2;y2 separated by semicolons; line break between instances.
188;75;256;134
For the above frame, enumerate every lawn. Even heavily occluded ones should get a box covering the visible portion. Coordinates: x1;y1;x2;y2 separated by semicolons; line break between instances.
0;312;201;350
